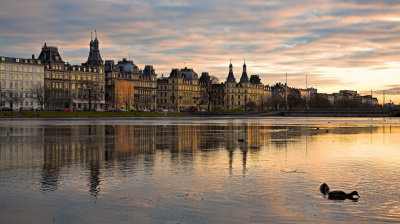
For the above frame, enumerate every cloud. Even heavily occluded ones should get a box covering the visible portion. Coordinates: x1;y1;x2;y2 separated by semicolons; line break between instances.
0;0;400;101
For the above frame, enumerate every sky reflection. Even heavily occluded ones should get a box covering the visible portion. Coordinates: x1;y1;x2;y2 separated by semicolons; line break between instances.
0;118;400;223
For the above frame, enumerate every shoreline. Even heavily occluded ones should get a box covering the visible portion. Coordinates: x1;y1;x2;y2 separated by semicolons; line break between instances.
0;110;399;118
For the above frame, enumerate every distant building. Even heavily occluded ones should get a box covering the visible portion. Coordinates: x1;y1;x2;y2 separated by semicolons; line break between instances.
157;67;201;111
361;95;378;106
38;33;105;110
222;62;270;110
105;58;157;110
0;56;44;110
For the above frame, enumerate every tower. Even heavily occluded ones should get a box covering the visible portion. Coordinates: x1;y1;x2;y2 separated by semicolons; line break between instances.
86;30;103;66
239;59;249;83
226;59;236;83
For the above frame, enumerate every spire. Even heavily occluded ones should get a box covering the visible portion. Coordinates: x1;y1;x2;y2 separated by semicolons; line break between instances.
87;30;103;66
240;58;249;83
226;60;236;83
90;32;94;53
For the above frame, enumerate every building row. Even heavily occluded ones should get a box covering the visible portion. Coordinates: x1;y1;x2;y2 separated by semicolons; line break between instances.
0;34;272;111
0;34;380;111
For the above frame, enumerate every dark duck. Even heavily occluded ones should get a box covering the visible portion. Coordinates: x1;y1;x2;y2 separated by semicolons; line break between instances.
320;183;359;201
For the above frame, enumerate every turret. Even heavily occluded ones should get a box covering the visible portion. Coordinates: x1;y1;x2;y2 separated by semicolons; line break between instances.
239;59;249;83
226;59;236;83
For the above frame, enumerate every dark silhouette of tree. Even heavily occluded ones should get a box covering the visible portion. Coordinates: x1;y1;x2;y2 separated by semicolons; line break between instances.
309;94;332;108
199;74;219;112
30;84;45;110
245;101;257;111
4;90;22;110
78;80;102;111
0;81;5;108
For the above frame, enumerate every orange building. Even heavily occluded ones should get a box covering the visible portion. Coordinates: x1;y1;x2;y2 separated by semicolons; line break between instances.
113;80;134;110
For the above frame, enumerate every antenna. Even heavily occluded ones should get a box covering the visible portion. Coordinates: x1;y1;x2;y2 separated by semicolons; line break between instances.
306;74;308;89
95;30;97;39
285;73;288;110
91;32;93;41
383;90;385;105
230;58;232;64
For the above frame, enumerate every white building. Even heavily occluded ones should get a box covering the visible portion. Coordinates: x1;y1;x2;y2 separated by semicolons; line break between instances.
0;56;44;110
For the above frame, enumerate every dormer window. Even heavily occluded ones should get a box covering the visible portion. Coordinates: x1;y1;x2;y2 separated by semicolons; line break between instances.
16;58;20;62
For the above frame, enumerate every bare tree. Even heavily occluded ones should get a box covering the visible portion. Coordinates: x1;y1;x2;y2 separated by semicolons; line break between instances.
0;81;4;108
4;90;22;110
30;84;45;110
78;80;102;111
258;95;270;112
200;75;219;112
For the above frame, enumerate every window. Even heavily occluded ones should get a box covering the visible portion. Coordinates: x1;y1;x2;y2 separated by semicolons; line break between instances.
1;57;4;61
71;74;75;80
77;75;81;80
88;75;91;81
25;83;28;89
10;82;12;89
25;75;28;81
14;66;18;71
1;81;4;88
15;74;18;80
16;58;19;62
37;76;41;81
20;74;23;80
0;64;4;70
0;73;4;79
20;83;23;89
72;84;75;90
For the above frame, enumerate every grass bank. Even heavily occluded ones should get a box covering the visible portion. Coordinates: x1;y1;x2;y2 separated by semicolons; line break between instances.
0;111;188;117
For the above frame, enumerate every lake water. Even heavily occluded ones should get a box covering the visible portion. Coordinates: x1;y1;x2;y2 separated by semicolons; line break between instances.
0;117;400;223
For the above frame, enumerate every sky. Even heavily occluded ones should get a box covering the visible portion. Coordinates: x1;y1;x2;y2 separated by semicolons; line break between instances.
0;0;400;103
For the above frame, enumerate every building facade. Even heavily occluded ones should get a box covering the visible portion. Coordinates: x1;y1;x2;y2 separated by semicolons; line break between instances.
222;62;270;111
0;56;44;110
39;34;105;110
157;67;201;111
105;58;157;111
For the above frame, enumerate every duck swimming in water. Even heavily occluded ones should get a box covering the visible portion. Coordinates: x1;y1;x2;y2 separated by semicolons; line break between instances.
319;183;359;201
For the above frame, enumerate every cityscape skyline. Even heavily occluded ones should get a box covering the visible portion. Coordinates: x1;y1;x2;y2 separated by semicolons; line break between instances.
1;0;400;103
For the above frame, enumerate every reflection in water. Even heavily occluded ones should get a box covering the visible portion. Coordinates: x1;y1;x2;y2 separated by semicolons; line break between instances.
0;119;399;223
0;123;382;194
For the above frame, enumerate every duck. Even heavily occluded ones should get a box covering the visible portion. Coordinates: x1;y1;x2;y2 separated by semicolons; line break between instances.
328;191;359;201
319;183;359;201
320;183;329;194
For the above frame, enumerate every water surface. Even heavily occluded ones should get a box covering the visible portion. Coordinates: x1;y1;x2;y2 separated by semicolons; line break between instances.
1;117;400;223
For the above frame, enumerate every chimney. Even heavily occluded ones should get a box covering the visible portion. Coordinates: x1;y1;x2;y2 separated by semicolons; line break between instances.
32;54;35;59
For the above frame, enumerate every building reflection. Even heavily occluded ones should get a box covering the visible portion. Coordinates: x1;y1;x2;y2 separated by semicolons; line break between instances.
0;123;386;195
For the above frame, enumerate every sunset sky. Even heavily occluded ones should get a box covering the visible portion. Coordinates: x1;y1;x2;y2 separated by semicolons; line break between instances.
1;0;400;103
